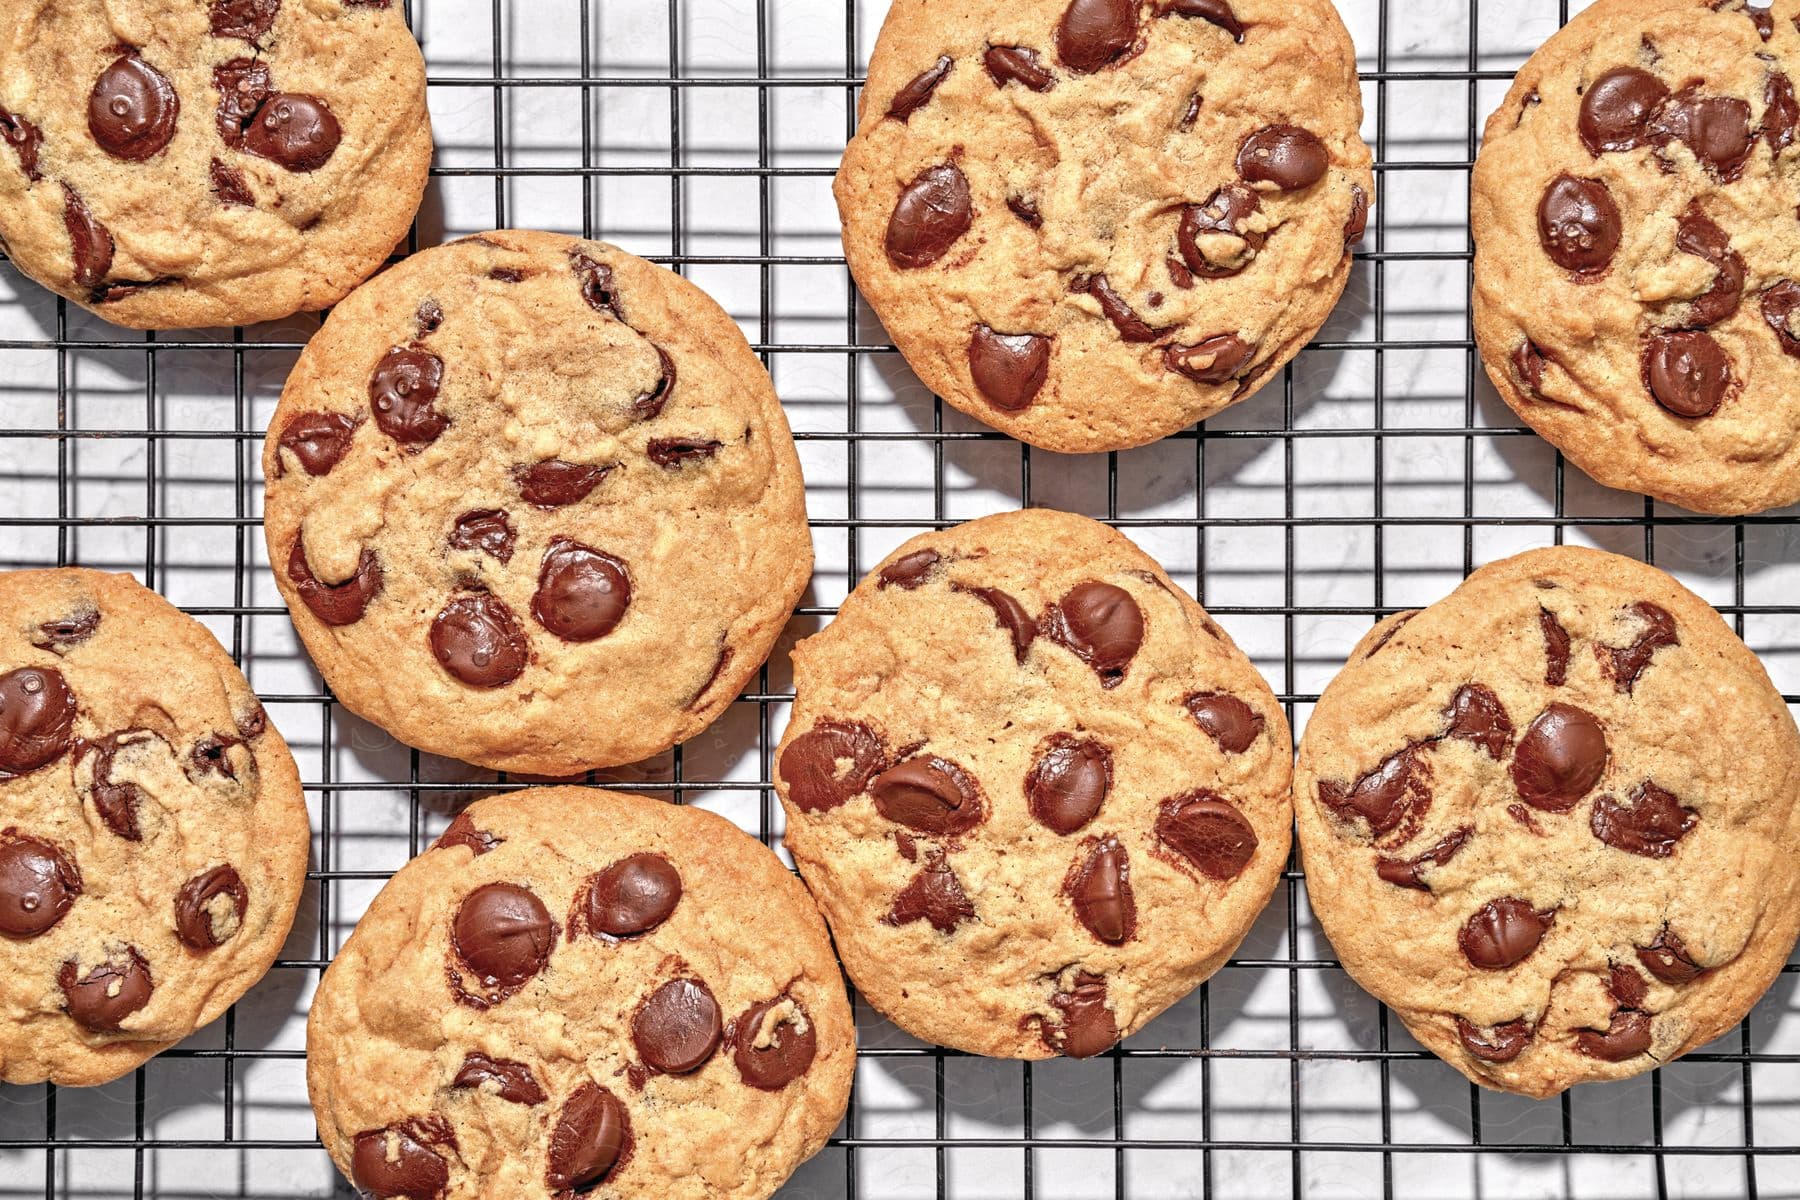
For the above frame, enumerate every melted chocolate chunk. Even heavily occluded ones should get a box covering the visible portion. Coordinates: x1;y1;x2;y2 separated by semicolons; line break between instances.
1763;280;1800;357
871;755;984;835
1156;791;1257;879
1041;972;1118;1057
1068;836;1134;944
63;186;114;290
1076;273;1168;342
1318;745;1430;837
1514;340;1554;399
1643;329;1732;418
779;720;886;813
1043;581;1143;687
78;729;158;839
1443;683;1512;758
277;411;358;476
1609;962;1648;1008
207;157;254;207
1538;175;1621;275
1638;927;1704;984
885;856;976;932
1026;734;1112;834
415;298;445;336
879;549;940;589
0;104;44;179
532;539;630;643
1766;71;1799;152
351;1123;450;1199
985;45;1057;91
514;459;611;507
1459;897;1553;969
448;509;515;563
174;864;248;950
0;830;81;938
1674;204;1744;328
287;538;382;626
1179;93;1202;132
1055;0;1141;74
1591;781;1696;858
435;809;502;855
1345;183;1369;247
1365;611;1417;658
213;58;272;145
1161;0;1245;41
369;346;447;445
1651;87;1753;179
647;437;723;468
1375;826;1472;890
1578;67;1668;154
637;346;678;415
1456;1016;1533;1063
431;593;529;687
1007;193;1044;226
1164;335;1254;385
1600;601;1677;692
886;164;973;269
32;609;99;653
210;0;281;41
59;947;154;1030
546;1084;628;1192
452;882;554;1002
1576;1009;1652;1061
571;251;624;320
452;1052;544;1104
956;584;1036;661
88;55;179;162
586;853;681;937
1540;607;1571;685
0;667;77;779
633;977;722;1074
968;326;1052;411
888;56;953;120
730;996;817;1089
242;93;340;171
1184;692;1264;753
1237;125;1328;190
1511;703;1607;812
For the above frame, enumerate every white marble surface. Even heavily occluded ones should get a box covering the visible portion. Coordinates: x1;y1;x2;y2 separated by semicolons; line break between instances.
1;0;1798;1197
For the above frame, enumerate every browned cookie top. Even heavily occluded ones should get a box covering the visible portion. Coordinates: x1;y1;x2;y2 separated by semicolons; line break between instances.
0;568;309;1087
0;0;429;328
1295;546;1800;1098
261;231;812;776
836;0;1373;453
774;509;1292;1059
1474;0;1800;514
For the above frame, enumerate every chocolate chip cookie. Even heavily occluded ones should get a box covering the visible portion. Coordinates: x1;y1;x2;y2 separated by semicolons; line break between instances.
1294;546;1800;1097
835;0;1374;453
307;788;854;1199
0;568;309;1086
0;0;430;328
1473;0;1800;514
774;509;1292;1058
261;231;812;775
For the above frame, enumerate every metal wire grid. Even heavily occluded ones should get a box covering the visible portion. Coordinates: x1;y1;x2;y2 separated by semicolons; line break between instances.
0;0;1798;1196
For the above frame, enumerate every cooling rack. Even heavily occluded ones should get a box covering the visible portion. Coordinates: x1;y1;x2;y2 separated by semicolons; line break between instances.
2;0;1799;1196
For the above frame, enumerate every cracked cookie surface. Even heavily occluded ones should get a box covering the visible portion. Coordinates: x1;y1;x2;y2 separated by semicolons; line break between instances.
1473;0;1800;514
306;788;853;1199
261;231;812;775
0;568;308;1086
0;0;430;329
835;0;1373;453
774;509;1292;1058
1295;546;1800;1097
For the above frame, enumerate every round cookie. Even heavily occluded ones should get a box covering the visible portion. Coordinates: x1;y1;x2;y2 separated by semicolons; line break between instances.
0;0;430;328
261;231;812;775
0;568;309;1086
1294;547;1800;1098
835;0;1373;453
1473;0;1800;514
773;509;1292;1058
307;788;854;1199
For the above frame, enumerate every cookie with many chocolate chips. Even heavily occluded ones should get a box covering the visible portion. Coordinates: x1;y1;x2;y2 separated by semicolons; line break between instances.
1295;547;1800;1097
0;569;308;1086
262;231;812;774
1473;0;1800;514
775;509;1291;1058
835;0;1373;452
307;788;853;1199
0;0;429;328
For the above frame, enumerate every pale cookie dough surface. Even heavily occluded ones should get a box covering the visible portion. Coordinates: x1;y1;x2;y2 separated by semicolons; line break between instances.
774;509;1292;1059
1473;0;1800;514
307;788;854;1200
262;231;812;776
0;568;309;1086
835;0;1373;453
0;0;430;329
1295;546;1800;1098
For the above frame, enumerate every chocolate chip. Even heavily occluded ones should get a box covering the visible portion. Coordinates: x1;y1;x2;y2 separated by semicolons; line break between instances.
448;509;515;563
956;585;1036;661
1637;927;1704;984
1456;1016;1532;1063
207;158;254;206
1161;0;1245;41
1591;781;1696;858
1318;745;1430;836
88;55;179;161
1651;88;1753;179
1164;335;1254;385
0;104;44;180
1364;611;1416;658
571;251;624;320
59;947;154;1030
1578;67;1668;154
586;854;681;937
487;266;526;282
78;729;156;839
1459;897;1553;969
1576;1009;1652;1061
730;997;817;1090
1537;175;1621;275
1056;0;1140;73
872;755;984;836
0;668;77;779
1184;692;1264;754
1344;183;1369;247
1766;72;1798;152
435;810;502;855
1513;340;1554;399
1744;1;1775;38
431;594;528;688
1020;735;1110;835
1540;607;1571;685
1007;193;1044;226
647;437;723;468
968;326;1051;411
1600;601;1677;693
1443;683;1512;759
352;1123;452;1198
894;830;917;861
92;277;180;305
633;977;722;1074
1068;836;1134;944
1763;280;1800;357
889;55;953;120
513;460;610;508
1043;581;1142;687
243;93;340;172
0;830;81;938
546;1084;628;1192
1178;93;1201;131
1609;962;1648;1008
210;0;281;41
635;344;677;419
287;538;381;626
416;298;445;336
174;864;248;950
1236;125;1328;190
277;411;358;477
213;58;272;145
1674;204;1744;328
33;609;99;653
885;856;976;932
1042;972;1118;1057
369;346;447;445
779;720;886;813
1643;330;1732;418
1076;273;1168;342
1156;791;1257;879
62;186;114;290
532;539;630;643
985;45;1057;91
879;549;940;589
453;882;554;1000
885;164;972;269
1512;703;1607;813
1375;826;1472;890
452;1052;545;1104
190;731;244;781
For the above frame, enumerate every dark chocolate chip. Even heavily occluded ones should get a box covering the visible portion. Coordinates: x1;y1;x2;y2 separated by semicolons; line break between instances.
448;509;515;563
1068;836;1134;944
210;158;254;206
633;977;722;1074
63;186;114;290
242;93;340;172
1538;175;1621;275
532;539;630;643
1459;897;1553;969
1318;745;1430;836
885;856;976;932
1184;692;1264;754
984;45;1057;91
1591;780;1696;858
1375;826;1472;890
636;345;677;419
1674;203;1744;328
0;668;77;780
1236;125;1328;190
1056;0;1141;74
1178;93;1201;131
1156;791;1257;879
968;326;1051;411
88;55;179;161
1600;601;1677;693
546;1084;628;1191
1651;88;1753;179
1344;183;1369;247
1643;329;1732;418
1576;1009;1652;1061
888;55;953;120
1511;703;1607;812
1540;607;1571;686
1026;734;1111;834
514;459;611;507
779;720;886;813
1609;962;1648;1008
78;729;157;840
189;732;244;781
30;607;98;652
1043;581;1143;687
1076;273;1168;342
431;593;529;687
1638;927;1704;984
1364;611;1417;658
885;164;973;269
0;104;43;180
369;346;447;445
210;0;281;41
1163;335;1254;385
213;58;272;146
1456;1016;1532;1063
434;810;502;855
1514;340;1554;399
1763;279;1800;357
647;437;723;468
59;947;153;1030
453;882;554;996
956;585;1036;661
0;830;81;938
879;549;940;589
586;854;681;937
1578;67;1669;154
1443;683;1512;759
277;411;358;476
487;267;526;282
1179;185;1261;283
452;1052;545;1104
351;1124;450;1199
1042;972;1118;1057
174;864;248;950
1161;0;1245;41
730;997;818;1090
1006;193;1044;226
571;251;624;320
287;538;382;626
1766;72;1798;152
416;298;445;336
871;755;984;836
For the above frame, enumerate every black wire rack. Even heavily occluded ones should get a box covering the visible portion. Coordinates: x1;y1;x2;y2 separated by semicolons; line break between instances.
3;0;1799;1197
